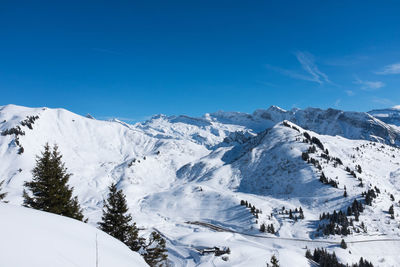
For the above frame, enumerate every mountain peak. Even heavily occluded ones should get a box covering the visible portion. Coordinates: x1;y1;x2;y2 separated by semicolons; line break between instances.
267;105;287;113
392;105;400;110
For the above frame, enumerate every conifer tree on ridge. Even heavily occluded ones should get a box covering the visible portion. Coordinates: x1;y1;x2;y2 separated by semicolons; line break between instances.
23;143;85;221
98;182;142;251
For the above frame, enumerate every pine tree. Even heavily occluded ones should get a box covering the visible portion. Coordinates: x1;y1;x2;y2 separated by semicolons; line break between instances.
23;143;84;221
0;180;8;202
305;249;312;259
389;205;395;219
143;231;168;267
340;239;347;249
269;224;275;234
260;223;266;232
299;207;304;219
98;183;142;250
267;254;280;267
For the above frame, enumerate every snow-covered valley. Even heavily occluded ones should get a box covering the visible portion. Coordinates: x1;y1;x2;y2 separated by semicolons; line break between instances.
1;104;400;266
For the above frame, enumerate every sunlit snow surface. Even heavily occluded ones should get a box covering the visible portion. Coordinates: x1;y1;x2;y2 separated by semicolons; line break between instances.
1;104;400;266
0;204;147;267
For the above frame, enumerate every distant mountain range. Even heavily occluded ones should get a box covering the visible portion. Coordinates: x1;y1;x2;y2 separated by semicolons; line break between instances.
368;106;400;127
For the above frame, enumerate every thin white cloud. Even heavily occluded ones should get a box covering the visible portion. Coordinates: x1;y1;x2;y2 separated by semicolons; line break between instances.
345;90;355;96
265;64;319;83
376;63;400;75
354;77;385;91
295;51;330;84
266;51;331;85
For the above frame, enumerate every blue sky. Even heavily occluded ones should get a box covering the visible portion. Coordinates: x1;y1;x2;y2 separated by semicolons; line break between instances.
1;1;400;122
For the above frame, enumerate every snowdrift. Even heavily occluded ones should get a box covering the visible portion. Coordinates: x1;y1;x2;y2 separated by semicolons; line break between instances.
0;204;147;267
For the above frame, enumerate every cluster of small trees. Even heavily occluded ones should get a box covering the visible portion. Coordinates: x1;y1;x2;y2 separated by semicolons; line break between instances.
282;120;300;133
277;206;304;221
1;115;41;155
318;198;369;236
347;199;364;220
302;144;344;171
305;248;374;267
355;164;362;174
260;223;275;234
1;125;25;136
306;248;343;266
363;189;378;206
319;172;339;188
2;115;40;136
345;166;366;187
318;210;352;236
21;143;168;266
14;136;24;154
289;206;305;220
240;200;262;219
302;153;322;171
20;115;39;130
302;131;325;151
311;136;325;151
345;166;358;179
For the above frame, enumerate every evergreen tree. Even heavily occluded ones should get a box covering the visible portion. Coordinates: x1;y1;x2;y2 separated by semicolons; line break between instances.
389;205;395;219
98;183;142;250
299;207;305;219
340;239;347;249
305;249;312;259
23;143;84;221
269;224;275;234
260;223;266;232
0;180;8;202
267;254;280;267
143;231;168;267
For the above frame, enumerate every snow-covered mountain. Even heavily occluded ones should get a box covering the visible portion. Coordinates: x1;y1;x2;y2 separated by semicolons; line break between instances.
369;106;400;128
1;104;400;266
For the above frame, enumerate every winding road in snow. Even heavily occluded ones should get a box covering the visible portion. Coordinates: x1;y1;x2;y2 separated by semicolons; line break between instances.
186;221;400;245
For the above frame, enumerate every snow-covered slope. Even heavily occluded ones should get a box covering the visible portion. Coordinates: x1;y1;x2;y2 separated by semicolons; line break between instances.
211;106;400;146
0;203;147;267
369;106;400;127
1;104;400;266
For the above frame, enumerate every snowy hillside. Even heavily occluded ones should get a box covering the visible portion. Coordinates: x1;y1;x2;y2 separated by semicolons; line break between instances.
369;106;400;128
1;104;400;266
0;203;147;267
